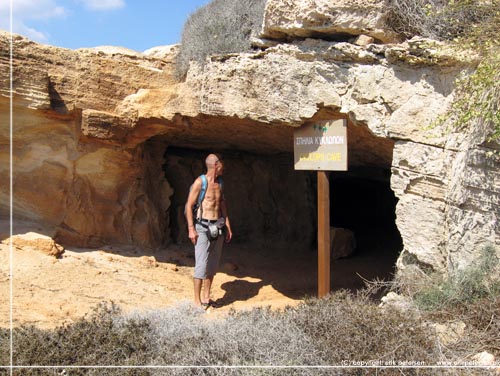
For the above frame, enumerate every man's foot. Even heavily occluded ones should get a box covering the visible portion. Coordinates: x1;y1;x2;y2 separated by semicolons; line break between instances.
202;299;220;309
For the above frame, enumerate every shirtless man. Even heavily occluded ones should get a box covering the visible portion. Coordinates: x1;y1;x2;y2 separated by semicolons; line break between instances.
185;154;233;309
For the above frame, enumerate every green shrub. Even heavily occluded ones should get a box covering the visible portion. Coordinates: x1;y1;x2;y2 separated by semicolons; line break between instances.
387;0;500;142
413;245;500;311
175;0;267;80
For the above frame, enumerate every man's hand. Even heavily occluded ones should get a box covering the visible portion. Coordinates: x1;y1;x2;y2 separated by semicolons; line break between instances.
188;226;198;245
225;226;233;243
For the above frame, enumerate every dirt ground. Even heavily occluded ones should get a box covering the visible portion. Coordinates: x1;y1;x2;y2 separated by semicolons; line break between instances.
0;226;397;329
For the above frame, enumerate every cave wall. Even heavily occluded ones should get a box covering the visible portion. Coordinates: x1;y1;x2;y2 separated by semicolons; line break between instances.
0;33;175;247
0;102;172;247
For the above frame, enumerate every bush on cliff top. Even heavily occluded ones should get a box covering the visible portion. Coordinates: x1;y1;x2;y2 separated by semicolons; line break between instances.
386;0;498;42
175;0;267;80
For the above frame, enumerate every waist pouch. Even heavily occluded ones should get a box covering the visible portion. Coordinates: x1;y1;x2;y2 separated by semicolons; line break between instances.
202;218;226;240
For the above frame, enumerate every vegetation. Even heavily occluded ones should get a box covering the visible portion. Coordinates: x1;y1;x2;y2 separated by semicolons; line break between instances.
2;271;498;375
451;53;500;142
0;328;8;367
141;291;440;370
386;0;498;41
387;0;500;142
412;245;500;311
175;0;267;80
10;303;151;376
387;244;500;366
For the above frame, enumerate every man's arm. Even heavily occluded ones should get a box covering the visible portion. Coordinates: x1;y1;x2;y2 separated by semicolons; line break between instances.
220;198;232;243
185;178;202;245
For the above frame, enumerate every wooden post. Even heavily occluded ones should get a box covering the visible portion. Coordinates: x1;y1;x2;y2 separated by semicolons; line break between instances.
317;171;330;297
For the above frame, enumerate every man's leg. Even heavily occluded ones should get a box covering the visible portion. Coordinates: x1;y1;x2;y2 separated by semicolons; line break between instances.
202;275;214;304
193;278;203;307
202;235;224;306
193;223;210;307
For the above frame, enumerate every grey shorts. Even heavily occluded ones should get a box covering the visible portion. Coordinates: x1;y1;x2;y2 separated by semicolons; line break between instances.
193;222;224;279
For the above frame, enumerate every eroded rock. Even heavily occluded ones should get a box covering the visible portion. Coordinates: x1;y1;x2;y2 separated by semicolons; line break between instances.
261;0;399;43
5;232;65;258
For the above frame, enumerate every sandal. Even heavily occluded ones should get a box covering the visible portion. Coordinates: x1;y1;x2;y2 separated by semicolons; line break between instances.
207;299;221;308
201;302;210;310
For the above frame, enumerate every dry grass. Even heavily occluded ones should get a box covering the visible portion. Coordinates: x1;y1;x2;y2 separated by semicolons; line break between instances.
386;0;498;41
1;294;498;375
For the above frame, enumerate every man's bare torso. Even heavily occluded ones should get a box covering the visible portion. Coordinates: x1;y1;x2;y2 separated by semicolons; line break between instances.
199;180;222;220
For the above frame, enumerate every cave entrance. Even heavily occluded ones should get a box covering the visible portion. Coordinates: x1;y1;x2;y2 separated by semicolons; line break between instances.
158;112;402;300
327;167;403;292
161;148;402;299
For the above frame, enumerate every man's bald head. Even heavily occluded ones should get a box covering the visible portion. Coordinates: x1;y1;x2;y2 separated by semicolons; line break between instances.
205;154;221;168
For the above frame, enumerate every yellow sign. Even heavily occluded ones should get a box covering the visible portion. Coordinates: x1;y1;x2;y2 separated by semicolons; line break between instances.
293;119;348;171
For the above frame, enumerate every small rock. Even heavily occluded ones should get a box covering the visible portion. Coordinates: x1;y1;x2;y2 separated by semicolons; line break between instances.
433;321;466;346
379;292;416;314
472;351;495;366
8;232;65;258
354;34;374;46
140;256;158;268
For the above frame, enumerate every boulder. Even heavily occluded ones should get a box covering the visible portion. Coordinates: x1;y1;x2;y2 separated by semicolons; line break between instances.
6;232;65;258
330;227;356;259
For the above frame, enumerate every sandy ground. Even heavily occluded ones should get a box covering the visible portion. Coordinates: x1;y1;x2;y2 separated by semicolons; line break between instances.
0;227;396;329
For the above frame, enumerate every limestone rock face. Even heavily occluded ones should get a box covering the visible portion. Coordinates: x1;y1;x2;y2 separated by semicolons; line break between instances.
176;37;498;276
0;32;175;247
261;0;399;43
392;125;500;275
